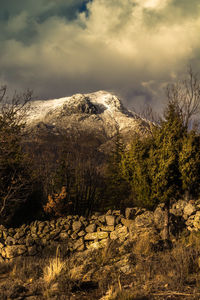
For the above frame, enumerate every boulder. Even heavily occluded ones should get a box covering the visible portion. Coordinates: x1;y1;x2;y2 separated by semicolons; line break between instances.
4;245;27;259
192;211;200;230
5;236;16;246
85;224;96;233
72;221;82;232
112;210;121;216
170;200;187;217
98;215;105;223
125;208;136;219
86;238;108;250
25;236;35;247
153;204;165;230
100;226;114;232
84;232;108;240
78;230;86;237
59;232;69;240
73;237;85;251
129;211;155;240
27;245;37;256
121;218;134;228
71;232;78;240
183;202;196;218
134;211;154;228
110;225;128;241
105;215;115;226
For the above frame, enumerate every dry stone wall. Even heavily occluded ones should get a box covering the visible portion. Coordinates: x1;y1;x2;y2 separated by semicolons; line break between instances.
0;199;200;261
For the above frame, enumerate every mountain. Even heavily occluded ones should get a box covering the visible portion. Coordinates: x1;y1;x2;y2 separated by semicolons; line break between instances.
25;91;151;142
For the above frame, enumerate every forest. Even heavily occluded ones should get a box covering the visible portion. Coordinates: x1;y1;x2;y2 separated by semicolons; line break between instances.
0;68;200;232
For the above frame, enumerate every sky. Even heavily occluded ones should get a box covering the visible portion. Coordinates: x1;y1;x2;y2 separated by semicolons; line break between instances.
0;0;200;111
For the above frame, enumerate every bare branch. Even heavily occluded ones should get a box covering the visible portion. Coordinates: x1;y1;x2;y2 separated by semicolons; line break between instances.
166;67;200;128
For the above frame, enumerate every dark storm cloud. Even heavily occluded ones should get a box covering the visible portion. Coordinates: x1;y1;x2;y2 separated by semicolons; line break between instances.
0;0;200;111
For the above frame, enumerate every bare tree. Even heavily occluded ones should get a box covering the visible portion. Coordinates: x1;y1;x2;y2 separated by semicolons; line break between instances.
0;86;33;226
166;67;200;128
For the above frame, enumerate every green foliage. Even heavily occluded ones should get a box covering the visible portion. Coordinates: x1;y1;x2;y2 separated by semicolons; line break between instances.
179;131;200;198
149;101;186;205
121;135;153;208
103;132;130;210
119;100;200;209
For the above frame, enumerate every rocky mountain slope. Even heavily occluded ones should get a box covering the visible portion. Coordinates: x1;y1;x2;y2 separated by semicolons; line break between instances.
25;90;151;140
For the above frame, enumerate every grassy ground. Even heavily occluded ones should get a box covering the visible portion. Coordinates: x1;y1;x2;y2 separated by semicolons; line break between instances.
1;232;200;299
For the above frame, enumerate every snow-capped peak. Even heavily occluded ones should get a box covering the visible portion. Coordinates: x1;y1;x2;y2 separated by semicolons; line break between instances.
25;90;150;138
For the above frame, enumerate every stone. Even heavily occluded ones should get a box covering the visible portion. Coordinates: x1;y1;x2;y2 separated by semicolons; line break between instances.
90;215;98;220
112;210;121;216
115;216;122;224
129;211;155;240
59;232;69;240
27;245;37;256
84;232;108;240
192;212;200;230
14;229;25;240
184;203;196;217
43;226;50;234
121;218;134;228
79;216;86;222
170;200;187;216
3;231;8;239
100;226;114;232
85;224;96;233
105;215;115;226
5;236;16;246
31;233;38;240
71;232;78;240
5;245;27;259
110;225;128;241
87;238;108;250
8;228;15;235
153;205;165;230
106;210;112;215
25;236;35;247
78;230;85;237
72;221;82;232
125;208;136;219
94;220;102;227
63;224;70;231
73;237;84;250
98;215;105;223
134;211;154;228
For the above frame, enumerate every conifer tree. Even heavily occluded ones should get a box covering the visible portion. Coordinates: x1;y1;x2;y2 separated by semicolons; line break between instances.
148;101;186;240
179;131;200;199
121;134;153;208
104;130;130;210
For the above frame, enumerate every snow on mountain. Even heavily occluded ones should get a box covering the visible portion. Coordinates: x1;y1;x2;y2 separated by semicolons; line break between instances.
25;90;151;138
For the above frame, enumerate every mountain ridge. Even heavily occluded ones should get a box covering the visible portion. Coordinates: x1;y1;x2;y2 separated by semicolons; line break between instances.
25;90;151;140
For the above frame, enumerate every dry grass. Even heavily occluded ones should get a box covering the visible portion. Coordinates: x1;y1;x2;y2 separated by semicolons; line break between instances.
43;245;65;284
1;232;200;299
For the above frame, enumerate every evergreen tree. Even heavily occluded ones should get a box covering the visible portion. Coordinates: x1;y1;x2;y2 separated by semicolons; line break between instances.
121;134;153;208
104;131;130;210
148;101;186;240
179;131;200;199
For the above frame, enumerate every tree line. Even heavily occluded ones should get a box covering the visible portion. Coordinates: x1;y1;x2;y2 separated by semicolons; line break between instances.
0;68;200;235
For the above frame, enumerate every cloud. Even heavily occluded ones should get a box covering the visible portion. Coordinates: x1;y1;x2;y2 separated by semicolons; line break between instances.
0;0;200;111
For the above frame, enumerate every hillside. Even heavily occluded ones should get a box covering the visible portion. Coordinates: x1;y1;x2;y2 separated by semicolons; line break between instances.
25;91;151;142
